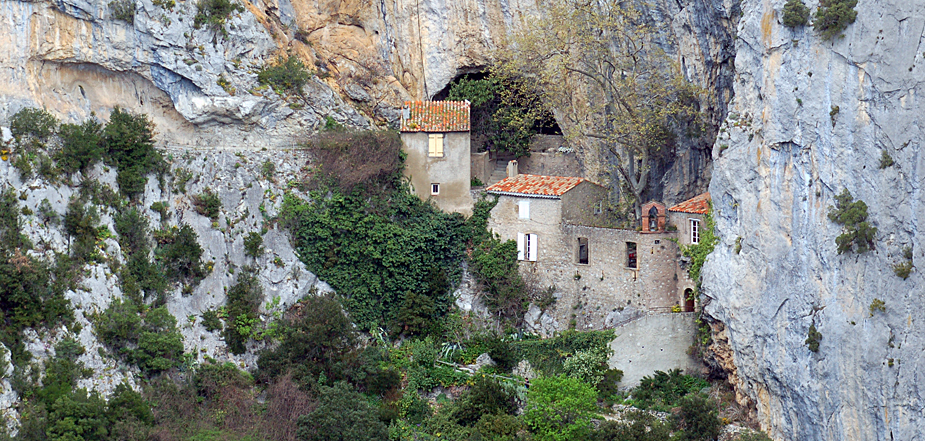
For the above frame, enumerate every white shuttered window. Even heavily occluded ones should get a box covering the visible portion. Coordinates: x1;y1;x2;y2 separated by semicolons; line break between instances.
428;133;444;157
518;200;530;219
517;233;537;261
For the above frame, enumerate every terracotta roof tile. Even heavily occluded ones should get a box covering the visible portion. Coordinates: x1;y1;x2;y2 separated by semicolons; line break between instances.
668;192;711;214
400;101;470;132
486;174;587;197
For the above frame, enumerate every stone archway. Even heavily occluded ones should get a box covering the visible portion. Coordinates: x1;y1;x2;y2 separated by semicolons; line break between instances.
684;288;695;312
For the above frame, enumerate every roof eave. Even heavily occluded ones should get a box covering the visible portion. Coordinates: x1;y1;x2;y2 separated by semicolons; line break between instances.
485;190;562;199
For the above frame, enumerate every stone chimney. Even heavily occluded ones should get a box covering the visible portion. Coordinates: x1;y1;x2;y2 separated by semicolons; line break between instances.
506;160;519;179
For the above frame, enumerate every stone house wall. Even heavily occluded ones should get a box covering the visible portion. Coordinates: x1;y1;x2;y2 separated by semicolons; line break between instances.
401;131;473;215
668;210;705;310
488;194;685;330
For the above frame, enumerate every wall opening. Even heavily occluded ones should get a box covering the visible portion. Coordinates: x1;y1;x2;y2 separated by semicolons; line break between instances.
626;242;637;269
684;288;695;312
577;237;589;264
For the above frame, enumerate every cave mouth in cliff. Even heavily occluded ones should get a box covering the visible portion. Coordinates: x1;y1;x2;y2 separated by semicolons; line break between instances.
433;71;562;137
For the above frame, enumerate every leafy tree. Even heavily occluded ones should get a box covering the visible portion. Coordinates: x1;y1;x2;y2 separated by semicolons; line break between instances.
672;394;722;441
194;0;243;36
524;375;598;441
46;389;110;441
828;189;876;254
104;107;163;198
257;55;311;95
297;381;388;441
814;0;858;41
470;236;528;322
94;299;184;375
192;189;222;221
155;224;206;284
9;107;58;141
223;266;264;354
497;0;705;221
451;376;517;426
782;0;810;28
57;119;105;175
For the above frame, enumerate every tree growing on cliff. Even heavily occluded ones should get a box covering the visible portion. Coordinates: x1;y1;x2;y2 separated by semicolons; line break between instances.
496;0;706;221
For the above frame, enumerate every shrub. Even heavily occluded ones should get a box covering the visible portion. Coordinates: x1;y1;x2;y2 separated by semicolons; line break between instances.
470;236;528;322
869;298;886;317
38;198;59;226
297;381;388;441
782;0;810;28
814;0;858;41
95;299;184;375
806;323;822;352
192;189;222;221
631;369;709;411
150;201;169;220
562;347;611;386
201;309;223;332
243;231;264;258
257;56;311;95
109;0;135;23
155;224;206;285
115;208;166;304
261;159;276;179
672;393;722;441
593;410;672;441
450;376;517;426
879;150;894;169
194;361;254;401
194;0;243;36
63;198;103;263
223;266;264;354
104;107;164;198
302;130;404;196
893;246;914;279
525;375;598;441
828;189;876;254
9;107;58;141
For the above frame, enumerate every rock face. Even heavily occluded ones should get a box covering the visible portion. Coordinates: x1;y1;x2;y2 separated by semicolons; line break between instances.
702;0;925;439
0;145;330;426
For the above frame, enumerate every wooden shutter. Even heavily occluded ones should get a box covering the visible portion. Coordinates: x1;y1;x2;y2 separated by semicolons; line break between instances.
428;134;437;156
435;134;444;156
527;233;538;261
517;232;525;260
518;200;530;219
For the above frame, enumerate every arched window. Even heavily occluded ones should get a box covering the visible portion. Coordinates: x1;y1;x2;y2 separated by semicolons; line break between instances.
648;206;659;232
684;288;695;312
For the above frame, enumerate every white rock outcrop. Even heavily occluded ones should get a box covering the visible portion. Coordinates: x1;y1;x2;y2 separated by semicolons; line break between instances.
702;0;925;439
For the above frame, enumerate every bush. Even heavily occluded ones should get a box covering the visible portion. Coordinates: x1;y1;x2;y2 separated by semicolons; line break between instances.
562;347;611;386
104;107;164;198
57;119;104;175
115;207;166;303
261;159;276;179
672;393;722;441
257;56;311;95
593;410;672;441
223;266;264;354
879;150;895;169
194;0;243;36
893;246;914;279
155;224;206;285
243;231;264;258
10;107;58;141
813;0;858;41
828;189;876;254
782;0;810;28
525;375;598;441
201;309;223;332
450;376;517;426
869;298;886;317
806;323;821;352
192;189;222;221
95;299;185;375
630;369;710;411
302;130;405;197
109;0;135;23
63;198;104;263
297;382;388;441
150;201;169;220
470;236;528;322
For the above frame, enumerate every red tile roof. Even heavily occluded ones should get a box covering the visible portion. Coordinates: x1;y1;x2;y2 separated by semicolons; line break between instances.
400;101;470;132
486;174;587;198
668;192;711;214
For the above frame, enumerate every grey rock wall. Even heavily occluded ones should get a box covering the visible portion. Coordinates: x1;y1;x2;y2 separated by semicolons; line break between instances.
702;0;925;439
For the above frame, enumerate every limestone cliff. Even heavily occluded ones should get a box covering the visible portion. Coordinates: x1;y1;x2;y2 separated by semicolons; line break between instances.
702;0;925;439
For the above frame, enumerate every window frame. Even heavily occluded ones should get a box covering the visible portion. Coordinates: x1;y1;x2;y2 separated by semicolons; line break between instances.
431;183;440;195
577;237;589;265
518;200;530;219
690;218;701;245
428;133;445;157
626;241;637;269
518;232;538;262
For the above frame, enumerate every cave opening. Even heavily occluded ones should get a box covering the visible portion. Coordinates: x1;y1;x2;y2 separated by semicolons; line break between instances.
432;70;562;157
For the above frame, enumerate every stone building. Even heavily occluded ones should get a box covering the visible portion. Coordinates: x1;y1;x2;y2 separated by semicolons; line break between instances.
668;192;711;311
400;101;473;215
485;171;686;330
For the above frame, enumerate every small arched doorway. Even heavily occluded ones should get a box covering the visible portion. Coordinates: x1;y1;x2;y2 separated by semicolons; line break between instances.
684;288;695;312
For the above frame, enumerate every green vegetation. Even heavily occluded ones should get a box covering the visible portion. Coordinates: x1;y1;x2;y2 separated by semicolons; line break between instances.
828;189;876;254
258;55;311;95
243;231;264;258
525;375;598;441
223;266;264;354
893;246;913;279
447;73;556;158
471;234;528;322
192;188;222;221
9;107;58;142
194;0;244;36
628;369;710;411
782;0;810;28
297;381;388;441
114;207;167;304
57;118;105;175
261;159;276;179
108;0;135;23
154;224;207;285
201;309;223;332
869;298;886;317
63;197;106;264
94;299;185;375
104;107;166;198
879;150;895;169
806;323;822;352
814;0;858;41
680;202;718;284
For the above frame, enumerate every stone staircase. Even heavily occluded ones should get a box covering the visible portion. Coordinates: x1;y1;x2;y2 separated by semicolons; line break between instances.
488;160;509;186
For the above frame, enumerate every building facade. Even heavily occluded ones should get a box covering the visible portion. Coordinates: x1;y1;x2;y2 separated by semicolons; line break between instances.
400;101;473;215
668;192;711;311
